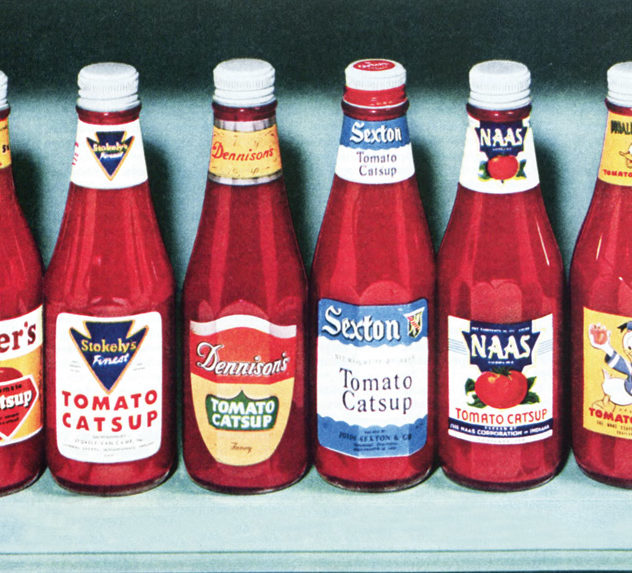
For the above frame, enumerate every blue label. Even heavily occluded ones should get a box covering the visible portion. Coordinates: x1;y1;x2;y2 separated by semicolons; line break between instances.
70;321;147;392
87;131;135;178
462;319;540;372
475;120;525;159
318;298;427;348
339;116;410;150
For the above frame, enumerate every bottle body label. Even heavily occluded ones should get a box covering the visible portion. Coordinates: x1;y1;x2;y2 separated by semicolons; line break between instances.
0;306;43;446
447;314;554;444
0;118;11;169
583;308;632;439
459;113;539;194
55;311;162;463
334;115;415;184
189;315;296;466
208;117;282;185
71;118;148;189
316;298;428;458
598;110;632;185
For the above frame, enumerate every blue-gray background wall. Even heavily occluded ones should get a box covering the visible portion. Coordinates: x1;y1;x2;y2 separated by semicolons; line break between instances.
3;0;627;281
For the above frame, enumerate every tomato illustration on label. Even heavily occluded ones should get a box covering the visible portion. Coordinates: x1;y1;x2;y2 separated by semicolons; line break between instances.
486;155;519;181
472;369;529;409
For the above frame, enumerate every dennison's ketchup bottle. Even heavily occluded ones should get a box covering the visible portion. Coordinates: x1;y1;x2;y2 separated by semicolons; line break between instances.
311;59;435;491
571;62;632;488
438;61;565;491
0;72;44;494
183;59;309;493
44;63;176;495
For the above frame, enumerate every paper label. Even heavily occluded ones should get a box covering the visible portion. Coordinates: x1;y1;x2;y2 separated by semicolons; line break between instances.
583;308;632;439
0;306;43;446
334;115;415;184
0;118;11;169
458;114;539;194
189;315;296;466
316;298;428;458
598;110;632;185
71;118;148;189
447;314;554;444
55;311;162;463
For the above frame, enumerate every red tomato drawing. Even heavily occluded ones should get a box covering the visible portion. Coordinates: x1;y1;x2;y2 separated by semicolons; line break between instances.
475;370;528;409
0;367;22;382
589;323;608;345
487;155;519;181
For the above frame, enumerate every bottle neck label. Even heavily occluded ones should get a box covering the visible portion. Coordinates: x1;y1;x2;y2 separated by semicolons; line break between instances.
208;117;282;186
459;113;539;194
70;118;148;190
598;110;632;185
334;115;415;184
0;118;11;169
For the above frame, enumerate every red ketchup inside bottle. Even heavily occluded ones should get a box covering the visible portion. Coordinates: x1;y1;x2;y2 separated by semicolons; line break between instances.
0;90;45;494
45;64;175;495
183;59;308;493
438;60;565;491
311;59;435;491
571;62;632;488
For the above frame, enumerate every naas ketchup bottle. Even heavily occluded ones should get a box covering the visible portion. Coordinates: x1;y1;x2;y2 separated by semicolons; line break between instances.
0;72;44;495
571;62;632;488
437;61;565;491
44;63;176;495
183;59;309;493
311;59;435;491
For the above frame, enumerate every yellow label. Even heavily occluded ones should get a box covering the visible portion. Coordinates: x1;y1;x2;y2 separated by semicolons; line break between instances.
191;374;294;466
0;119;11;169
208;125;282;182
583;308;632;439
598;111;632;185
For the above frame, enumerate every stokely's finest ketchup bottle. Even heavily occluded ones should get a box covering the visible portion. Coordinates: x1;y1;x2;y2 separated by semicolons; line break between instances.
571;62;632;488
183;59;309;493
44;63;176;495
311;59;435;491
438;61;565;491
0;72;44;495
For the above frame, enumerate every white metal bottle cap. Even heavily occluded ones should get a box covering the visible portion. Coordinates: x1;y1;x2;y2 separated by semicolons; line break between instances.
213;59;276;107
345;59;406;91
607;62;632;107
469;60;531;110
77;62;140;112
0;71;8;110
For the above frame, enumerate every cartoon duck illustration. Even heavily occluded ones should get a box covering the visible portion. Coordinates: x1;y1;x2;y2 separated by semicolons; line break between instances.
588;321;632;408
619;143;632;169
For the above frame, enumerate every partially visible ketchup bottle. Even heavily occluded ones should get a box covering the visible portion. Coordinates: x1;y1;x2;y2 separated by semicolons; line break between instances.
0;72;44;495
437;61;565;491
571;62;632;488
183;59;309;493
44;63;176;495
311;59;435;491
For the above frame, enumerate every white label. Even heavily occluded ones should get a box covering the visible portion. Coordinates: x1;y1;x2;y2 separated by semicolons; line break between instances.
334;115;415;184
316;298;429;458
458;114;539;194
447;314;554;444
55;311;162;463
71;118;148;189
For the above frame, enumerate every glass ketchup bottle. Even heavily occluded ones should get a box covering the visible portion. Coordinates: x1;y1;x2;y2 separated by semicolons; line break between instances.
437;61;565;491
44;63;176;495
571;62;632;488
0;72;44;495
311;59;435;491
183;59;309;493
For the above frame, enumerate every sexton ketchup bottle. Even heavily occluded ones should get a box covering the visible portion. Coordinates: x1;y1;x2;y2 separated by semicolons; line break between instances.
183;59;309;493
44;63;176;495
438;61;565;491
0;72;44;495
311;59;435;491
571;62;632;488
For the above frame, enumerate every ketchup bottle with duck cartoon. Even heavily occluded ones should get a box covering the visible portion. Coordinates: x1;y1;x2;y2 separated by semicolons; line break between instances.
311;59;435;491
571;62;632;488
182;59;309;493
44;63;176;495
0;72;44;495
437;60;565;490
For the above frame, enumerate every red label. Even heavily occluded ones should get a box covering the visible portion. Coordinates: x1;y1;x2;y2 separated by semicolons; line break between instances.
353;60;396;72
0;374;38;440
